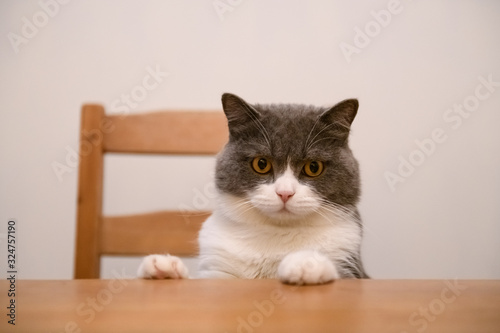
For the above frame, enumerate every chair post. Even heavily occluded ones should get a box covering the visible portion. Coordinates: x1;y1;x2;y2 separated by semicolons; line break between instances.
74;104;105;278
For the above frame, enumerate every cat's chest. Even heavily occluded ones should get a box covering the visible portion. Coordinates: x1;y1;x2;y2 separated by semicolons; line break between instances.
205;215;333;254
240;225;325;252
231;225;337;278
201;210;357;252
199;211;360;278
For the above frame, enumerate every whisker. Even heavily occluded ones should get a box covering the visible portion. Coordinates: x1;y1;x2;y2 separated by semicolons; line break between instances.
306;121;351;151
307;136;341;150
306;122;336;151
235;204;257;220
318;200;359;222
319;199;382;243
304;116;322;151
223;197;257;221
313;207;335;225
232;198;253;209
243;105;272;151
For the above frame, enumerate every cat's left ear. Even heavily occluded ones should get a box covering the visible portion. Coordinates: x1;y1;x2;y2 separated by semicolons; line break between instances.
317;99;358;143
320;99;358;128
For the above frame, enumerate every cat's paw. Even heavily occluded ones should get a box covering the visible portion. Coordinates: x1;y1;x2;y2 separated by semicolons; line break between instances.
137;254;189;279
278;250;338;285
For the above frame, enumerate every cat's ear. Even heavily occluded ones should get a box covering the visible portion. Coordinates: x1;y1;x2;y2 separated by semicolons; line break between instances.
221;93;261;137
319;99;358;140
321;99;358;127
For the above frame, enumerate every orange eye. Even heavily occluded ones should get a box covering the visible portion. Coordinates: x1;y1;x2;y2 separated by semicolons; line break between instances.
303;161;324;177
252;157;272;174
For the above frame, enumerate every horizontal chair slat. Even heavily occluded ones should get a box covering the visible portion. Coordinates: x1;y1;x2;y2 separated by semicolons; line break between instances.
100;210;211;256
103;111;228;154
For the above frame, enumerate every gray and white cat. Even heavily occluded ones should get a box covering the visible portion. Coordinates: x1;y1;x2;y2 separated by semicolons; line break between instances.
138;93;368;284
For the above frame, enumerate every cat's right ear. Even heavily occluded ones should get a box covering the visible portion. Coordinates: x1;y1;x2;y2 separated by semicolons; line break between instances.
221;93;261;138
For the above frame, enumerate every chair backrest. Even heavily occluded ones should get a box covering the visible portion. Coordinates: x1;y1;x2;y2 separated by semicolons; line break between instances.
74;104;228;278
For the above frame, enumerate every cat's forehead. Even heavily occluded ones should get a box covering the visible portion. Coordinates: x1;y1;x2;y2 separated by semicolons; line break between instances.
256;104;323;138
255;103;323;122
246;103;333;162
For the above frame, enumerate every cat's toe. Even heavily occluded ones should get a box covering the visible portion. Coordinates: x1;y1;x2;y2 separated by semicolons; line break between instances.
137;254;189;279
278;250;338;285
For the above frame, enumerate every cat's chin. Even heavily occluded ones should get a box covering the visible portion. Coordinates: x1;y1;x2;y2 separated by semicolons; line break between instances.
262;209;312;223
257;204;315;222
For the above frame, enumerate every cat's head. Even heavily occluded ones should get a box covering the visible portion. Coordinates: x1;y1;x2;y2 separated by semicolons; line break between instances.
215;93;360;225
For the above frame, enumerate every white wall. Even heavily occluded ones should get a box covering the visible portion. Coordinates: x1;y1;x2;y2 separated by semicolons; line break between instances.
1;0;499;280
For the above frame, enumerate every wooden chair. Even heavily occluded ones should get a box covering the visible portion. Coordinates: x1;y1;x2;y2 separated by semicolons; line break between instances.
74;104;228;278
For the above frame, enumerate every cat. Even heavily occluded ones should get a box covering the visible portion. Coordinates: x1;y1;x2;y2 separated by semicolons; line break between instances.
137;93;368;284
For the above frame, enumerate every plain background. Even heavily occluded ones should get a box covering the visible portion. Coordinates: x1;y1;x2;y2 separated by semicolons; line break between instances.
1;0;499;280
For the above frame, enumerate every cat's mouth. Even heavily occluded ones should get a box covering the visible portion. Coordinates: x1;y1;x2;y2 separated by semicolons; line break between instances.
219;192;320;224
274;207;301;220
256;199;315;221
243;188;322;222
279;205;290;213
278;202;300;215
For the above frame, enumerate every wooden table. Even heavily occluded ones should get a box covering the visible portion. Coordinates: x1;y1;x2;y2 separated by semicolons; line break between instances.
1;279;499;332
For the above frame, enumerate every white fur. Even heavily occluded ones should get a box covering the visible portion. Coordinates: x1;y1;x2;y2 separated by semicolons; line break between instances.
197;194;360;282
250;166;321;219
138;167;361;285
137;254;189;279
278;250;339;284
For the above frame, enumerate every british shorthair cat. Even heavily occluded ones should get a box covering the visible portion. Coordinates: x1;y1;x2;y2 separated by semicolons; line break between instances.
138;93;368;284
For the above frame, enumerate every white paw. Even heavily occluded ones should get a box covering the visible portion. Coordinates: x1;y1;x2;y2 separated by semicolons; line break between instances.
137;254;189;279
278;250;338;285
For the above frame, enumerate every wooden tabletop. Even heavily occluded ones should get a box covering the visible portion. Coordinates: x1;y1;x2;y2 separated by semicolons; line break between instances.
1;279;499;333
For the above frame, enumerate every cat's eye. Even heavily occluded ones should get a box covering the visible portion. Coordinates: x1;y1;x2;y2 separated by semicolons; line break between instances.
252;157;272;174
303;161;324;177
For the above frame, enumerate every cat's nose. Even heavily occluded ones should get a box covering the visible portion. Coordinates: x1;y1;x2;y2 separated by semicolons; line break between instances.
276;190;295;203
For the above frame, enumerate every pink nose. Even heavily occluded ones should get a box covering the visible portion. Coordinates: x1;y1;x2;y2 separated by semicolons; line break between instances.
277;190;294;203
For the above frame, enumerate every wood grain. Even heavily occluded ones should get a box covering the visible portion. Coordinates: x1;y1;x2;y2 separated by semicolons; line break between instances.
74;104;105;279
2;279;499;333
103;111;228;154
100;211;210;255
